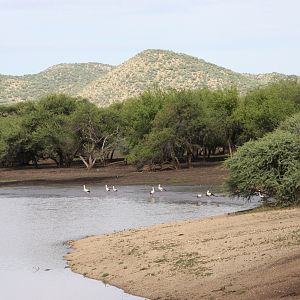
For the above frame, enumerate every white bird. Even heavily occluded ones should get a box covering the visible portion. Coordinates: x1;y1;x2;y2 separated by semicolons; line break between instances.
112;186;118;192
158;184;166;191
206;190;214;197
105;184;110;192
83;185;90;193
197;194;202;198
258;190;268;201
150;187;155;196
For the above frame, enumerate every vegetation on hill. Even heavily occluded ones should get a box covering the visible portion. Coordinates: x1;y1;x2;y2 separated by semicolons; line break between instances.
0;63;114;104
79;49;297;106
1;49;298;106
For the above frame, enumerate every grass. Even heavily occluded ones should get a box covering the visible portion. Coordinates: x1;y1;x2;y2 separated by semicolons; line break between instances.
233;202;300;216
0;179;17;183
171;252;211;277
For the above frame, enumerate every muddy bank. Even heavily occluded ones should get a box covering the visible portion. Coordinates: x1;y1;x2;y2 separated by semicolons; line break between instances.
0;161;227;187
65;208;300;300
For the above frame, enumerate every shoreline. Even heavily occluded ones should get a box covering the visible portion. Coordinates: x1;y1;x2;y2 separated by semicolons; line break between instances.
0;161;228;187
65;208;300;300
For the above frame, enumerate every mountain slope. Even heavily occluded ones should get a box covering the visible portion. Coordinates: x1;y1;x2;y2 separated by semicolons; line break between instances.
79;49;297;106
1;49;298;106
0;63;114;104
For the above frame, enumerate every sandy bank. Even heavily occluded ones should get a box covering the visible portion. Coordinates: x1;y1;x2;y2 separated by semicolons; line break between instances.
65;208;300;300
0;161;227;187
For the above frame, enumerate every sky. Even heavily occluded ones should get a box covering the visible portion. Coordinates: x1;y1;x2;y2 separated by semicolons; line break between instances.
1;0;300;76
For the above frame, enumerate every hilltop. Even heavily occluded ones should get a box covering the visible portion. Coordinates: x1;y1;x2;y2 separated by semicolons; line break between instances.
0;49;298;106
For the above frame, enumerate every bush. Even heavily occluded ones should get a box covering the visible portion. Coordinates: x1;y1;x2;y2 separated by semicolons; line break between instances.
225;125;300;205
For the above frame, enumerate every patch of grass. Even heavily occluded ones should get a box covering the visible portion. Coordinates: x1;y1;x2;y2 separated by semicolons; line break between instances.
0;179;17;183
153;257;168;264
234;202;300;215
152;242;180;251
172;252;211;276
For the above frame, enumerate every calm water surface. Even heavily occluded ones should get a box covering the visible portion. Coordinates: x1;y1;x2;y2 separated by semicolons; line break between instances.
0;184;259;300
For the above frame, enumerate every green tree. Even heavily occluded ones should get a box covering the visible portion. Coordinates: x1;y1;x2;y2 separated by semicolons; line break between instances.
236;81;300;141
225;115;300;205
121;89;166;150
71;101;120;169
201;88;239;157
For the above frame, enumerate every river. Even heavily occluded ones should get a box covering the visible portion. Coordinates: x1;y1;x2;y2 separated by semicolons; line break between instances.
0;184;259;299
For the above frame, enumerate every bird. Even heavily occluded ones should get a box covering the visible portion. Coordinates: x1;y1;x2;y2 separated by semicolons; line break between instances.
112;186;118;192
258;190;268;201
158;184;166;191
83;185;90;193
197;194;202;198
206;190;215;197
150;187;155;196
105;184;110;192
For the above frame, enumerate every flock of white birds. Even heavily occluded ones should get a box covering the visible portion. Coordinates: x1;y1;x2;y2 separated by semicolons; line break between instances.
82;184;219;199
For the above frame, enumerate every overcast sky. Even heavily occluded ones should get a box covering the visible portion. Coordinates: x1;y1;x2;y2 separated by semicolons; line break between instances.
1;0;299;75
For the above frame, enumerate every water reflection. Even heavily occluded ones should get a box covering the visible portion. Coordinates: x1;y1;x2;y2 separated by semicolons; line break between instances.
0;184;259;299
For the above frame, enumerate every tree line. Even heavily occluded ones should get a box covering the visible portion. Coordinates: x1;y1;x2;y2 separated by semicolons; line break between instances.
0;80;299;169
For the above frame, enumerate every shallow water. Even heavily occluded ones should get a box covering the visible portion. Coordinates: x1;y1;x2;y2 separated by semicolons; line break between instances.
0;184;259;299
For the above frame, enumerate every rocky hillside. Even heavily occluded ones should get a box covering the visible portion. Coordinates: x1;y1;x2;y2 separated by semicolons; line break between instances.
1;49;297;106
0;63;114;104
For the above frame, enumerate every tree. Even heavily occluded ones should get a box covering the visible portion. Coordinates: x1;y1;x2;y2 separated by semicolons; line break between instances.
201;88;239;157
235;81;300;141
128;90;205;168
225;116;300;205
121;89;166;150
71;101;120;169
25;94;81;167
127;128;179;169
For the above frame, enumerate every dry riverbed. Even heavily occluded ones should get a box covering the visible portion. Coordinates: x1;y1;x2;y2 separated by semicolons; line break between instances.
65;208;300;300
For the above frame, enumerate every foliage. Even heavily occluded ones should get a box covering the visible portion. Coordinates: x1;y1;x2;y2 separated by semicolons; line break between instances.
1;49;297;106
225;118;300;205
1;81;300;174
235;80;300;141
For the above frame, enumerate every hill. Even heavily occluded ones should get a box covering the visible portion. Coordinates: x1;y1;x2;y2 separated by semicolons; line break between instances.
1;49;298;106
80;49;297;106
0;63;114;104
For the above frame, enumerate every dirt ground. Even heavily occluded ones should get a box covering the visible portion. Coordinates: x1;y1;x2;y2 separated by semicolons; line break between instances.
65;208;300;300
0;161;227;187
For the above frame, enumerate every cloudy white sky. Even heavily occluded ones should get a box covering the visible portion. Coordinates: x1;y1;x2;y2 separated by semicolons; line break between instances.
1;0;299;75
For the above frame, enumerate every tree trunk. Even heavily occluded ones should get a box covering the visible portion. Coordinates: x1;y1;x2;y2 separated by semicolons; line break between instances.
228;139;233;158
79;155;96;170
110;149;115;162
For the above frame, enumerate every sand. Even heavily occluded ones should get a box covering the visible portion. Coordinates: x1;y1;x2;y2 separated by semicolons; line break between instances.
0;161;227;186
65;208;300;300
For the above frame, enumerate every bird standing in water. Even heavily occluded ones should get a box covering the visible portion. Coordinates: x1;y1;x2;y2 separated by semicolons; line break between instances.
158;184;166;191
206;190;215;196
150;187;155;196
83;185;90;193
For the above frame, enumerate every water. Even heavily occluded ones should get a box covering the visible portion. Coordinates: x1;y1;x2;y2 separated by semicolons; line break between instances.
0;184;259;300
